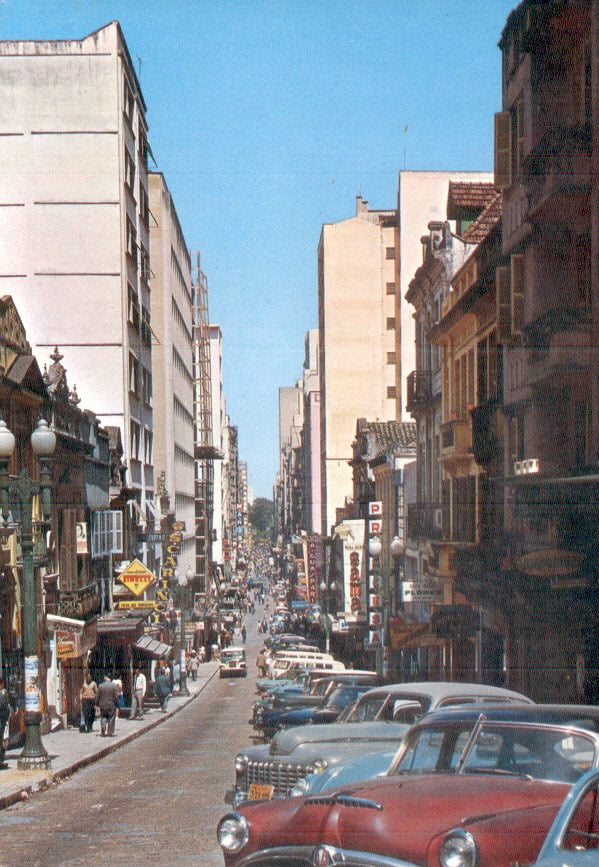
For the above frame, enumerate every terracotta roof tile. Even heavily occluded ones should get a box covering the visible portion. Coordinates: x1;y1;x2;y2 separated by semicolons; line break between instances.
447;182;497;214
461;192;502;244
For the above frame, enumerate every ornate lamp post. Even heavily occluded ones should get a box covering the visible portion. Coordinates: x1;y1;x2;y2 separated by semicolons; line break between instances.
0;418;56;770
176;566;194;696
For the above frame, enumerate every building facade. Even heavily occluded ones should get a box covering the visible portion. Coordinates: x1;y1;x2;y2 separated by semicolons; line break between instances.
149;172;195;576
0;22;155;536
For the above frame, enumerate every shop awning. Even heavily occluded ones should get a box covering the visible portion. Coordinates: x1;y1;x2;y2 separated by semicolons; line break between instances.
96;611;147;637
134;635;172;659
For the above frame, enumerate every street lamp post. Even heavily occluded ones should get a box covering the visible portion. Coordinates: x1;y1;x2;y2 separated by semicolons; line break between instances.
176;567;194;696
0;418;56;770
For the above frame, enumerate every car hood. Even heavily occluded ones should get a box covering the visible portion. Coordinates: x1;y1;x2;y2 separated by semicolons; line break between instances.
238;774;569;864
270;721;409;756
304;749;396;794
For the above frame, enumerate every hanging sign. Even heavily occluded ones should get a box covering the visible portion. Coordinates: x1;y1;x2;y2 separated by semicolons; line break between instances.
119;558;157;596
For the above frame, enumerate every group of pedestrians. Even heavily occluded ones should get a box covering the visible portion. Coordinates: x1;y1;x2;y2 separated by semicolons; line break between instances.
79;672;124;737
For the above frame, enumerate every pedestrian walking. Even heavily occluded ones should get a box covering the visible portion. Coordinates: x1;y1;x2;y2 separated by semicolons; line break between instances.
198;645;206;663
155;668;171;712
112;674;124;718
0;678;11;768
79;672;99;733
96;675;120;736
241;625;247;643
256;647;267;678
188;653;200;681
172;660;180;693
130;668;146;720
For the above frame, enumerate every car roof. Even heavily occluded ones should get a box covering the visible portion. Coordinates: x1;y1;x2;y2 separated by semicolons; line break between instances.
416;704;599;730
359;681;533;703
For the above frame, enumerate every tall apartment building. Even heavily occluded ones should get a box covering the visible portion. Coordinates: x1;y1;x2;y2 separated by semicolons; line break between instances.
493;0;598;701
318;197;398;536
209;324;226;571
148;172;196;573
0;22;155;525
277;384;304;541
302;329;322;536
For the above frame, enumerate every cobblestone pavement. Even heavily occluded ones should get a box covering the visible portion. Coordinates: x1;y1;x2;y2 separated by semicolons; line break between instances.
0;661;220;811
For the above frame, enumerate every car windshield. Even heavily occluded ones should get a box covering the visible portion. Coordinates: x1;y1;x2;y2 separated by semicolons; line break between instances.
391;720;598;784
223;650;244;661
323;685;368;710
343;693;393;722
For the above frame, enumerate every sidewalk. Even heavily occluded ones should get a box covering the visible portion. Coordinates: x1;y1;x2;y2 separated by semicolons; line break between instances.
0;661;220;811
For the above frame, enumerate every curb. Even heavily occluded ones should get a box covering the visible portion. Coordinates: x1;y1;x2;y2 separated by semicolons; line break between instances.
0;666;219;812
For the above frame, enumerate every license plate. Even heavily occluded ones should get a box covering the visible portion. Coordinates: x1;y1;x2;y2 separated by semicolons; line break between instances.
248;783;274;800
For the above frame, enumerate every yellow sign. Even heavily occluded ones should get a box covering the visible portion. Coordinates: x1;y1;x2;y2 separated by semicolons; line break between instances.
116;600;158;610
118;558;157;597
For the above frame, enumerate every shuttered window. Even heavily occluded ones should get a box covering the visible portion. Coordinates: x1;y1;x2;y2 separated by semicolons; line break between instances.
510;254;525;335
494;112;512;190
496;266;511;342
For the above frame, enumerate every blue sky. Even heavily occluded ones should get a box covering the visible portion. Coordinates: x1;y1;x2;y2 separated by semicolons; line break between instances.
0;0;516;498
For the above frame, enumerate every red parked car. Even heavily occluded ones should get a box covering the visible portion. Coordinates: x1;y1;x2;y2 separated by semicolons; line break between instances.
217;705;599;866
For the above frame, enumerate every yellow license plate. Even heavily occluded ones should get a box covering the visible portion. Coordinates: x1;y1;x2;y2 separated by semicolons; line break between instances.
248;783;274;800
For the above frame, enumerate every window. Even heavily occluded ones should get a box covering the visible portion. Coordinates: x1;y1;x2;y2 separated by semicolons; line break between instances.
141;307;152;347
124;79;135;125
387;386;396;399
124;147;135;192
139;183;149;226
126;217;137;263
386;318;396;330
127;284;140;328
142;367;153;406
385;247;395;260
140;244;150;285
92;510;123;557
386;282;396;295
144;429;153;465
138;123;149;168
130;420;141;461
387;352;396;365
129;353;140;395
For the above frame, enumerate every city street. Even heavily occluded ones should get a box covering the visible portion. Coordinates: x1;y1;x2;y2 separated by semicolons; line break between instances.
0;623;261;865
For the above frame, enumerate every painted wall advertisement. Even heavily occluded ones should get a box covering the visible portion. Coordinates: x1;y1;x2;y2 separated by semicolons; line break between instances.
340;519;366;623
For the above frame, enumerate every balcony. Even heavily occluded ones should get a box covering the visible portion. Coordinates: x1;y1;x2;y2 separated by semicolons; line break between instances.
58;582;101;619
440;417;472;466
407;503;444;541
524;307;592;389
524;124;592;223
406;371;432;413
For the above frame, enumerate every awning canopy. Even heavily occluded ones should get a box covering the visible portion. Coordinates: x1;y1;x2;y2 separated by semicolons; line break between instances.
134;635;172;659
96;611;147;637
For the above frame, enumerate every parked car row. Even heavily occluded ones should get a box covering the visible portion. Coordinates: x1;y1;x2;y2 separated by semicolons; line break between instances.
218;660;599;866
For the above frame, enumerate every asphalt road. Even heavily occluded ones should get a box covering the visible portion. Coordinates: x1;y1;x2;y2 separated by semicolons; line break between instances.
0;615;262;866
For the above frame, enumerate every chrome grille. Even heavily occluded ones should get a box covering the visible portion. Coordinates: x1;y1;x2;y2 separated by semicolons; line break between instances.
244;759;314;798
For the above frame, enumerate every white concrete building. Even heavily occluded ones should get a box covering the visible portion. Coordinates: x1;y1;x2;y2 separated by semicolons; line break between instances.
318;197;397;536
148;172;195;571
0;22;155;521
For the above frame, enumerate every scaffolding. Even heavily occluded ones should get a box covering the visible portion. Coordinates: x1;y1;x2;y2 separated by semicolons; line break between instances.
191;252;221;594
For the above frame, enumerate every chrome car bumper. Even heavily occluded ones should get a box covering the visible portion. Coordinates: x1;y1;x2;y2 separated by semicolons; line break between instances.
234;844;417;866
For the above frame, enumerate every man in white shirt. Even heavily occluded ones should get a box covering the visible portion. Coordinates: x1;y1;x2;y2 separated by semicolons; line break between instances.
130;668;147;720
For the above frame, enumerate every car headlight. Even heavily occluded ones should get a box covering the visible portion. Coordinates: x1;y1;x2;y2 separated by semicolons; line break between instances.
290;777;309;797
438;829;478;867
217;812;249;853
235;754;248;773
312;759;328;774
